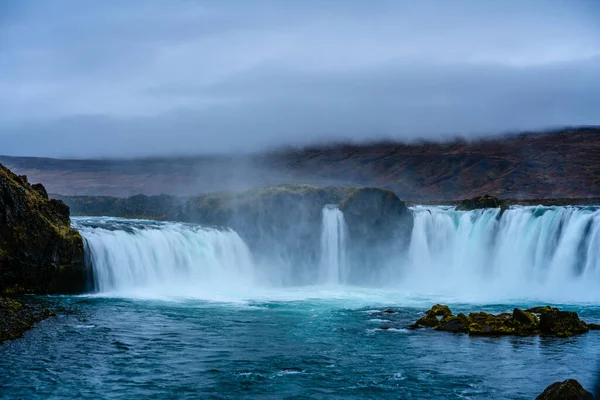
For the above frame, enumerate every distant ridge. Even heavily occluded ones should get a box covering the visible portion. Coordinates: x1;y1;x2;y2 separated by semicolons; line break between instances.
1;127;599;200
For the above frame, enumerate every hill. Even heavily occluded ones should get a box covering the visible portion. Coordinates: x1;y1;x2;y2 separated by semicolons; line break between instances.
1;127;598;200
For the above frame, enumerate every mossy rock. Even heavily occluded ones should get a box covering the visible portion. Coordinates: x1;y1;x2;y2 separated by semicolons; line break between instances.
535;379;593;400
0;163;86;294
467;312;516;335
0;297;56;343
436;313;470;333
539;310;589;338
527;306;559;314
416;304;453;328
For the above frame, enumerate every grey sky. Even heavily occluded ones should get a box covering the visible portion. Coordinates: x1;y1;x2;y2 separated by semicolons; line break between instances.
1;0;599;157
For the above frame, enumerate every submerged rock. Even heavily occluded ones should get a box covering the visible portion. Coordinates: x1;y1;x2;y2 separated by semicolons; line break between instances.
412;304;595;338
0;163;85;294
535;379;593;400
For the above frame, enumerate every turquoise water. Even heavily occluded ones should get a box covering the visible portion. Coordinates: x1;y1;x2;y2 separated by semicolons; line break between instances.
2;293;599;399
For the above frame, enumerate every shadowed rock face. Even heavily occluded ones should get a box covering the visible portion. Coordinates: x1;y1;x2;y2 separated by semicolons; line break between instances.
0;163;85;294
536;379;593;400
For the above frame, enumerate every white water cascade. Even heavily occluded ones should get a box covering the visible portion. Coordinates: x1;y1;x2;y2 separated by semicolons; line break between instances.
319;205;348;284
73;217;256;297
405;205;600;301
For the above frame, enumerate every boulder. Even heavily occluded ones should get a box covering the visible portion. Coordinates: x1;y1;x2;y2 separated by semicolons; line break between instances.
512;308;539;326
0;163;85;294
539;310;589;338
436;313;470;333
535;379;593;400
416;304;453;328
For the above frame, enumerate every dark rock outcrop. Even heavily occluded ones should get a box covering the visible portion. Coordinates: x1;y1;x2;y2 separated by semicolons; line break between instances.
413;305;597;338
0;163;85;294
539;310;589;338
0;297;55;343
456;194;507;211
536;379;593;400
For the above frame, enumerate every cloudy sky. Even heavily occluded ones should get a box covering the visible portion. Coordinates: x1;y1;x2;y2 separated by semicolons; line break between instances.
1;0;599;157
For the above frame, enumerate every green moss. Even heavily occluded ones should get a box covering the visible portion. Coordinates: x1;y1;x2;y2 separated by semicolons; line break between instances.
417;304;453;328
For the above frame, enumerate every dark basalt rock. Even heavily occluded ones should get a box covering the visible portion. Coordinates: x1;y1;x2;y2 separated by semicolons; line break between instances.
586;323;600;330
0;163;85;294
412;305;595;338
436;313;470;333
0;297;55;343
455;194;507;211
539;310;589;338
535;379;593;400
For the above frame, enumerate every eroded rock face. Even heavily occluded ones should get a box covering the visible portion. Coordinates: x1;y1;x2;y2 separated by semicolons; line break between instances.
0;163;85;294
535;379;593;400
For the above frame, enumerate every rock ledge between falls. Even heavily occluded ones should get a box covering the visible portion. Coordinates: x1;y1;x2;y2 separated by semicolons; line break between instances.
409;304;600;338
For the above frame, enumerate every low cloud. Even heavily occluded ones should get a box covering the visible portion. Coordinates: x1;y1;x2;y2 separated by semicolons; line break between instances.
1;0;599;157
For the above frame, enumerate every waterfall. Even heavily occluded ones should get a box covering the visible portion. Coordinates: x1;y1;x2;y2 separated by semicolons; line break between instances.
319;205;348;284
72;205;600;302
73;217;256;297
404;205;600;301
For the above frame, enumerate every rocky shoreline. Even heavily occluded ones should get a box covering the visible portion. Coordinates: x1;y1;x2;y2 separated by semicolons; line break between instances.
0;297;55;343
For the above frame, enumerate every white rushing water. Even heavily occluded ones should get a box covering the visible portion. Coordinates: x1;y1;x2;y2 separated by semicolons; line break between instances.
74;205;600;303
404;205;600;302
319;205;348;284
73;217;256;298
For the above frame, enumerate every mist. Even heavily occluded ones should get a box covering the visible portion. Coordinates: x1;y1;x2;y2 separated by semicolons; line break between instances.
1;0;599;157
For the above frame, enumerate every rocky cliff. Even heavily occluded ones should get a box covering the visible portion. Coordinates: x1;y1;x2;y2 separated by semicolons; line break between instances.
0;163;85;294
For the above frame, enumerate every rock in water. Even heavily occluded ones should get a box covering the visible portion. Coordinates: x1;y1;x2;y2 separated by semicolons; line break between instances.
539;310;589;338
0;163;85;294
436;314;470;333
412;305;593;338
535;379;593;400
416;304;453;328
